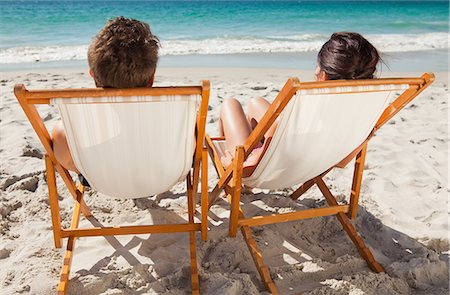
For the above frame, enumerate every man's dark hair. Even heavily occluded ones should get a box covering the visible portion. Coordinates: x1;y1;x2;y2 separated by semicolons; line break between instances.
318;32;380;80
88;16;159;88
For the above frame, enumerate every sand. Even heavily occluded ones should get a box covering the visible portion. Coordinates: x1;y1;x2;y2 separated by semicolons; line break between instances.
0;67;448;294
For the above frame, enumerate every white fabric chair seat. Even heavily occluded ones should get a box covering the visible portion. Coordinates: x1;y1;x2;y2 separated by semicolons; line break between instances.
52;95;200;199
243;84;409;189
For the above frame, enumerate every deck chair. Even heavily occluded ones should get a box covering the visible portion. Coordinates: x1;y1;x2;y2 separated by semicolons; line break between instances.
14;81;210;295
205;73;434;293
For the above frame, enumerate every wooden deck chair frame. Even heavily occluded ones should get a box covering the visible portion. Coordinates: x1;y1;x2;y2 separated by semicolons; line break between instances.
205;73;434;293
14;81;211;295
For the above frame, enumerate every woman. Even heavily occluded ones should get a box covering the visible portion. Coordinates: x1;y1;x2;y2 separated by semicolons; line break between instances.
218;32;380;167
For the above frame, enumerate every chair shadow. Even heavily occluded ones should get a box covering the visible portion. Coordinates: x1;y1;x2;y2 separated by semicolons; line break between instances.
65;184;449;294
67;190;198;295
204;189;449;295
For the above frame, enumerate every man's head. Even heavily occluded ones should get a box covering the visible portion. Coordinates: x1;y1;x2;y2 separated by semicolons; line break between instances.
88;16;159;88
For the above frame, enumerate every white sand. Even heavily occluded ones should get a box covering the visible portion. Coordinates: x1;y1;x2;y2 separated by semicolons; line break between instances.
0;67;448;294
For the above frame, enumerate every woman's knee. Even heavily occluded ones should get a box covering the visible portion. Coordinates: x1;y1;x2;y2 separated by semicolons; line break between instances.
248;97;270;110
222;97;242;108
220;97;244;116
247;97;270;126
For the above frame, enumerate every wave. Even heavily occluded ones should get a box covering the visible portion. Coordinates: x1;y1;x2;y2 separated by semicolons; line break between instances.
0;33;448;64
0;45;89;64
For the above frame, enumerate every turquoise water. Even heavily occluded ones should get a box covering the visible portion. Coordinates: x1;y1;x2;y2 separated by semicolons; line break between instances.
0;1;448;64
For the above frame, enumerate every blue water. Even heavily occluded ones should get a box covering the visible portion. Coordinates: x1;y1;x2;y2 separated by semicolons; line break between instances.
0;1;448;64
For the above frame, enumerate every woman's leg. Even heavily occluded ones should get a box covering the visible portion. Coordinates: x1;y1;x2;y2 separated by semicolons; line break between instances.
52;121;80;173
219;97;253;152
219;97;270;167
247;97;277;140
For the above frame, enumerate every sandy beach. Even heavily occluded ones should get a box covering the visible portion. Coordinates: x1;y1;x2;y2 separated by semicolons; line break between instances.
0;65;448;294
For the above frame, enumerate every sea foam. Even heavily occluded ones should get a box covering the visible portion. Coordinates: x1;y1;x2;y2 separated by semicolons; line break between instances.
0;33;447;64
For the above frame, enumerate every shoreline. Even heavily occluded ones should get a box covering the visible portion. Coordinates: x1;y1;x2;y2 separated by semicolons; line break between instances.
3;67;448;90
1;49;448;73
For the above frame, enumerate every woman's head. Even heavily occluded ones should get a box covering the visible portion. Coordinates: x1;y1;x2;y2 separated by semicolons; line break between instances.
316;32;380;81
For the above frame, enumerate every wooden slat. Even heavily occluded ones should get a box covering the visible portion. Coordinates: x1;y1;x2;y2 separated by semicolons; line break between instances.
209;136;225;140
187;168;200;293
201;148;209;241
180;82;215;293
290;179;315;200
241;226;278;294
205;134;225;178
57;236;75;295
208;184;223;209
223;192;277;291
294;77;425;90
187;81;209;293
57;190;83;294
290;168;332;201
348;144;368;219
61;223;201;238
205;134;226;209
45;155;62;248
22;86;203;103
70;190;82;230
334;140;367;169
54;163;92;217
189;231;200;294
224;188;278;293
191;80;210;201
187;171;195;224
229;146;245;237
239;205;349;227
314;177;384;273
15;85;55;162
374;87;418;130
215;166;233;197
374;73;435;130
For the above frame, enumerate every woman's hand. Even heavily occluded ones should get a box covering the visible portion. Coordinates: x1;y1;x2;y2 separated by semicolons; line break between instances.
220;145;264;168
220;150;234;167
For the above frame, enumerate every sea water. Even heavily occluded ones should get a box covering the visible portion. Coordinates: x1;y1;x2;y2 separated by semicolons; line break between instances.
0;1;448;67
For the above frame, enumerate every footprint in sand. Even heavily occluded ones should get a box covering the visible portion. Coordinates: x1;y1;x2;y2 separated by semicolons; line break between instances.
7;176;39;192
22;144;43;159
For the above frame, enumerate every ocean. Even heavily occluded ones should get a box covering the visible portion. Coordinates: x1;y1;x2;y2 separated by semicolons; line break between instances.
0;1;448;68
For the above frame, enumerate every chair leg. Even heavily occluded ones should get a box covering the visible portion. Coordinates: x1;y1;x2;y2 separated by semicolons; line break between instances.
241;226;279;294
314;177;384;273
57;189;83;294
189;231;200;295
227;146;278;291
57;237;75;295
201;148;208;241
45;155;62;248
229;146;244;237
348;144;367;220
228;195;278;293
187;174;200;294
